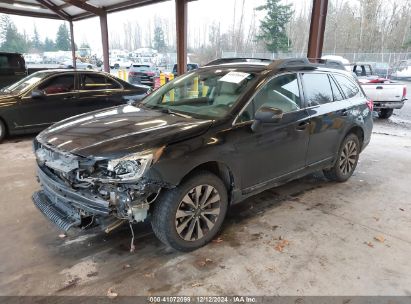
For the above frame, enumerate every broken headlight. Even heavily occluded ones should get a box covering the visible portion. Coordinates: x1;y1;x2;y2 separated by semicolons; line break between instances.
107;152;153;182
77;147;164;183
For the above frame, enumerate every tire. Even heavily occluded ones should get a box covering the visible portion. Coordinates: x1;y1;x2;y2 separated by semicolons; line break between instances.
0;119;6;143
151;171;228;252
323;133;360;182
378;108;393;119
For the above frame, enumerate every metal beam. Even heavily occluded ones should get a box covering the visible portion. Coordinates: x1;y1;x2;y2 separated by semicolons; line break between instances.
63;0;104;16
307;0;328;60
100;12;110;72
69;20;77;69
35;0;71;21
175;0;187;75
0;7;63;19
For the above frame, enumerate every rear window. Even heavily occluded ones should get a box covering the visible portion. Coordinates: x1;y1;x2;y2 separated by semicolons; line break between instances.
0;54;24;69
334;74;359;99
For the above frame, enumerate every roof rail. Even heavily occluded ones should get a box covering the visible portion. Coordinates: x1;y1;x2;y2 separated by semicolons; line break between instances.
204;58;272;66
268;57;346;71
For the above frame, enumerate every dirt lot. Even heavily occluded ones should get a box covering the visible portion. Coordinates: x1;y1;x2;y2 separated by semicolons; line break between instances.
0;89;411;296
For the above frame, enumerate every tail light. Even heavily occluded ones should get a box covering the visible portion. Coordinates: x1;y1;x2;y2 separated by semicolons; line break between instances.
366;99;374;111
403;86;407;99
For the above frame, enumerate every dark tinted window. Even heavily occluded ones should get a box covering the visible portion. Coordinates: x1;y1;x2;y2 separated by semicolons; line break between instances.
302;73;333;106
253;74;301;113
0;54;24;69
38;75;75;95
334;74;359;98
237;101;255;123
329;75;344;101
82;74;120;90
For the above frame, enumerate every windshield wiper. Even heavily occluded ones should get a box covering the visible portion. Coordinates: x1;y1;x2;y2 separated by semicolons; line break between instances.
160;108;192;118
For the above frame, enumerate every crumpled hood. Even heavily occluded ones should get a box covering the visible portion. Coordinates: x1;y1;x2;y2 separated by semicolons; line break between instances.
36;105;212;158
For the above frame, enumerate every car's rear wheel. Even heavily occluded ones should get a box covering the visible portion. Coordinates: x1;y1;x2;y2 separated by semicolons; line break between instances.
378;109;393;119
151;171;228;252
0;119;6;143
323;133;360;182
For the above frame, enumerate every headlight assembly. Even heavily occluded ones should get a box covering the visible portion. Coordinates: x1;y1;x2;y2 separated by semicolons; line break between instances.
81;147;165;183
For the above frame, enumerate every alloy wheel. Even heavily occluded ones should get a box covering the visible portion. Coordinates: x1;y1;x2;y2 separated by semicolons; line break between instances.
175;185;221;242
339;139;358;175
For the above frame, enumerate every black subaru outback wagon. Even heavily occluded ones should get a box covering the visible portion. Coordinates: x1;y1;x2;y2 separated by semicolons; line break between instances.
33;58;373;251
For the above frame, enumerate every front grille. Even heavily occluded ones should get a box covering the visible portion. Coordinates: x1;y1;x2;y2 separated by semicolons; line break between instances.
33;191;80;231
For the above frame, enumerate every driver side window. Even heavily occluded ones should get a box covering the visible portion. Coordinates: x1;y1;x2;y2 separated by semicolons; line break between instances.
37;74;75;95
238;73;301;123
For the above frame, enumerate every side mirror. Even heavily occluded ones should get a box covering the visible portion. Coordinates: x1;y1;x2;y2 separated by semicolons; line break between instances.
31;89;45;99
251;106;283;132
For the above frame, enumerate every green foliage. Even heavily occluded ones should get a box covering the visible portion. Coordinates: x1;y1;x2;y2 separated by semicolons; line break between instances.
153;26;166;52
256;0;293;53
31;25;43;52
55;23;71;51
0;15;30;53
43;37;56;52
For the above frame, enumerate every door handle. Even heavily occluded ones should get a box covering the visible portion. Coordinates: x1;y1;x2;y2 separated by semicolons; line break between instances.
376;86;383;90
296;121;309;131
63;95;76;100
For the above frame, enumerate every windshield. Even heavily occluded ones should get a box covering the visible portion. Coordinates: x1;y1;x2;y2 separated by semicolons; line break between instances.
2;71;49;94
141;69;257;119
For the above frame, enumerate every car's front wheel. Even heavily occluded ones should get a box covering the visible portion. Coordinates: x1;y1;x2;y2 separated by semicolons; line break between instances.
151;171;228;251
323;133;360;182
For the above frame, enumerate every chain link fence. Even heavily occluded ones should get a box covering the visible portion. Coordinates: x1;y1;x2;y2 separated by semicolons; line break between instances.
222;51;411;65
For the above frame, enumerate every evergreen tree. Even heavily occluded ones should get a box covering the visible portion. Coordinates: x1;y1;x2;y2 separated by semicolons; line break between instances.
256;0;293;53
153;26;166;52
55;23;71;51
44;37;56;52
0;15;30;53
32;24;43;52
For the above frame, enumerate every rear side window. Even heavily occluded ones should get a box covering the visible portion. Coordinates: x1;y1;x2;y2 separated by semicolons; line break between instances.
334;74;359;98
81;74;121;90
329;75;344;101
301;73;333;106
0;54;24;69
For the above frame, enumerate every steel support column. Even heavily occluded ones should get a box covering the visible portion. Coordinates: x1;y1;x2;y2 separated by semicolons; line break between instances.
69;21;76;69
100;12;110;72
307;0;328;60
175;0;187;75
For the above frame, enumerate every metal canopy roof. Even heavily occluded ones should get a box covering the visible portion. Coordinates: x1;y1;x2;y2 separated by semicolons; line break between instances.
0;0;170;21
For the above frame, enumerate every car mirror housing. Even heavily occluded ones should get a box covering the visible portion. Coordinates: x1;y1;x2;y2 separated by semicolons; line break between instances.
31;89;45;99
251;106;283;132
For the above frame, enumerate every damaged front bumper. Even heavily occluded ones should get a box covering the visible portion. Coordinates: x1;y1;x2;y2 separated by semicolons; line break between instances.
32;163;162;232
33;165;111;231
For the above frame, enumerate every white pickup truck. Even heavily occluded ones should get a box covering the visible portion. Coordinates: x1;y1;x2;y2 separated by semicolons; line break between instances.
349;63;407;119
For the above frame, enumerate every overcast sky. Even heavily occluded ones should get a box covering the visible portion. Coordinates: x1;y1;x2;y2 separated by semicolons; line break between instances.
8;0;306;53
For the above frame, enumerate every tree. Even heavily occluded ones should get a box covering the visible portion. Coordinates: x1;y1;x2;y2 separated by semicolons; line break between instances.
153;26;166;52
43;37;56;52
31;24;43;52
0;15;30;53
256;0;293;53
55;23;71;51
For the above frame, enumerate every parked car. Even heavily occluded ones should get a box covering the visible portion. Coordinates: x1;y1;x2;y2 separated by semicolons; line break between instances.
391;60;411;81
0;52;27;89
128;64;157;87
172;63;199;76
32;58;372;252
349;63;407;119
58;59;98;70
0;70;149;142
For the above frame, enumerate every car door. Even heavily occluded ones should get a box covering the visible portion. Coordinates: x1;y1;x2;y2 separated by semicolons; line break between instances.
16;73;78;130
76;73;125;114
229;73;311;190
302;72;354;165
